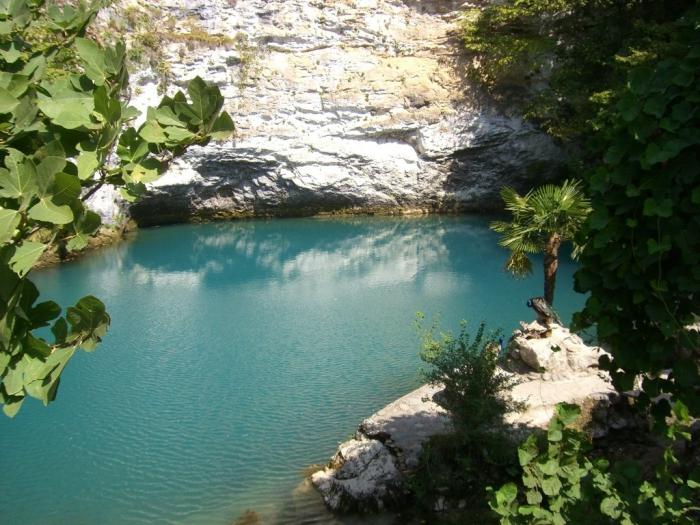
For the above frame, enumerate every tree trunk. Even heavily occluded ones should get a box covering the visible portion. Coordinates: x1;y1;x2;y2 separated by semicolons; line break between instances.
543;233;561;305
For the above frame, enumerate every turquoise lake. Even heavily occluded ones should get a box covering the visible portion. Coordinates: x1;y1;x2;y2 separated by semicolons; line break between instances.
0;216;585;524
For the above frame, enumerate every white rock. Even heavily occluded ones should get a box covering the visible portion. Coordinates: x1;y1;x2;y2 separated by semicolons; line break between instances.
96;0;564;224
310;436;401;512
511;323;608;380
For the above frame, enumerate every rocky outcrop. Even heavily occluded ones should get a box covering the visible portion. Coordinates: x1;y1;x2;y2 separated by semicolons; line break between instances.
508;320;610;380
311;383;450;512
312;322;619;513
92;0;564;224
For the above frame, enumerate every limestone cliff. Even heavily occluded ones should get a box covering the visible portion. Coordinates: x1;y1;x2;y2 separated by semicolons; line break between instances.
91;0;563;224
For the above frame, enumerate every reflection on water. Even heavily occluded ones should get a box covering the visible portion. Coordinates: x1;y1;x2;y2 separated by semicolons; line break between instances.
0;216;584;525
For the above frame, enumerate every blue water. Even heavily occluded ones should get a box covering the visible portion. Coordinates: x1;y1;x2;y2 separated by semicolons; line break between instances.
0;216;584;524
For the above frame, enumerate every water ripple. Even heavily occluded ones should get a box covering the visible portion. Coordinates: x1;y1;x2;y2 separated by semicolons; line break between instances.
0;217;584;524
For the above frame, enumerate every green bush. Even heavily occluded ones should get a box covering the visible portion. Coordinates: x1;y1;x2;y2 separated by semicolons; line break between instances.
490;402;700;525
461;0;695;145
574;5;700;418
413;317;523;509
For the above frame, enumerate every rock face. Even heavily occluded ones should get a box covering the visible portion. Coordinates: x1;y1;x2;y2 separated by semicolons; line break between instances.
311;383;450;512
102;0;563;224
312;322;619;513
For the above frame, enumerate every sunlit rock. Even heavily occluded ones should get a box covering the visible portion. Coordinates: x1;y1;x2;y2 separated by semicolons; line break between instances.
96;0;564;224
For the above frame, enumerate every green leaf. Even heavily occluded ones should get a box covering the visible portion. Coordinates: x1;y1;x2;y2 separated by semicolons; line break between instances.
75;38;107;86
541;476;562;497
30;301;61;328
94;85;121;123
518;435;539;466
152;106;185;128
0;207;20;244
127;158;162;184
642;198;673;218
643;94;667;118
0;158;37;201
76;150;99;180
139;121;168;144
496;482;518;506
2;397;24;417
556;403;581;426
37;88;95;129
164;126;195;142
600;496;621;518
0;86;19;113
51;173;81;205
27;198;74;225
209;111;235;140
9;241;47;277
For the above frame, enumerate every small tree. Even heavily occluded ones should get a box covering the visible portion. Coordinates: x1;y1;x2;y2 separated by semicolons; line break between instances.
0;1;235;416
491;180;591;305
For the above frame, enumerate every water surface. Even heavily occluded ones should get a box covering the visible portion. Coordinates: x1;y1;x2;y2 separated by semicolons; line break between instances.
0;216;584;524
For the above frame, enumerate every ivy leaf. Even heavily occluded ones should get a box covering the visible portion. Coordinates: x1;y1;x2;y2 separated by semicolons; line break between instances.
76;150;100;180
0;86;19;113
75;38;108;86
139;121;168;144
0;159;37;200
27;198;74;224
9;241;47;277
209;111;235;140
0;207;20;244
51;173;81;205
37;88;95;129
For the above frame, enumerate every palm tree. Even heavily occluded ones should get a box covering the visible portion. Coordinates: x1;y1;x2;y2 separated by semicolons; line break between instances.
490;179;591;305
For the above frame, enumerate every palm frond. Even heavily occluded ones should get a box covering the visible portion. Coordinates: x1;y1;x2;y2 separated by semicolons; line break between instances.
504;250;533;278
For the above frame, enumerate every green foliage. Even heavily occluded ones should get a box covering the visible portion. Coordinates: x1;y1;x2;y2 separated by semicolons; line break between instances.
490;402;700;525
461;0;695;145
414;316;523;506
573;6;700;417
0;0;235;416
491;180;590;303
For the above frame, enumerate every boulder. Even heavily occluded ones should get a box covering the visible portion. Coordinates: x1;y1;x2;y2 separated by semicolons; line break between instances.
509;321;608;380
310;436;402;512
311;383;449;512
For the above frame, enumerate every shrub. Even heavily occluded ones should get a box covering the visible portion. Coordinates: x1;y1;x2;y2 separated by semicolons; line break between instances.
490;402;700;525
413;317;523;508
